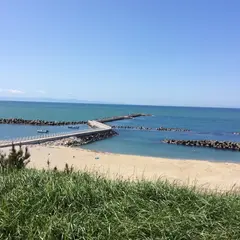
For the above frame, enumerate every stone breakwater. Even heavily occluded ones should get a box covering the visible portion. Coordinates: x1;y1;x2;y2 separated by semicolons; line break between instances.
0;113;150;126
40;130;118;147
97;113;151;123
0;118;87;126
111;125;190;132
162;139;240;151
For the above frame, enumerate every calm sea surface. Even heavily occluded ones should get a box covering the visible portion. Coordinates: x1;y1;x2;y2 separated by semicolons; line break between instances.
1;101;240;162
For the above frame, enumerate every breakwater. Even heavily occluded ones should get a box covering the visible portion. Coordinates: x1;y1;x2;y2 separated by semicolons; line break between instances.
0;118;87;126
97;113;151;123
162;139;240;151
40;130;118;147
111;125;190;132
0;113;150;126
0;120;114;148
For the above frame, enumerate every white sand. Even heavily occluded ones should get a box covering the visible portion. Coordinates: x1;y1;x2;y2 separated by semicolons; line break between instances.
2;145;240;191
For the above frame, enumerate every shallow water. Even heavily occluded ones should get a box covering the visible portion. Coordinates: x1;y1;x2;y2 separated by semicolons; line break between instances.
1;101;240;162
0;124;90;140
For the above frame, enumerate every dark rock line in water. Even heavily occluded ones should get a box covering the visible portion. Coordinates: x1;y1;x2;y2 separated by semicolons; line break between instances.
113;126;240;135
97;113;151;123
162;139;240;151
0;118;87;126
41;130;118;147
111;125;191;132
0;113;150;126
68;130;118;146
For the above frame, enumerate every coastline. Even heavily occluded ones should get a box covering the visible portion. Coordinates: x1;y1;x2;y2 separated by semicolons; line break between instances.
3;145;240;191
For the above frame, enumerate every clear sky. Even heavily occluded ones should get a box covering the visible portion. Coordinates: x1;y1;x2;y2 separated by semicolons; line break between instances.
0;0;240;107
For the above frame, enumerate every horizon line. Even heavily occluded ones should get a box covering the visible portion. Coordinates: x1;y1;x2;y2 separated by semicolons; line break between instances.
0;98;239;110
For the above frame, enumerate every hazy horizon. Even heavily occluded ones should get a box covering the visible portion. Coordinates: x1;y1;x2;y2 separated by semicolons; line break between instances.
0;96;239;110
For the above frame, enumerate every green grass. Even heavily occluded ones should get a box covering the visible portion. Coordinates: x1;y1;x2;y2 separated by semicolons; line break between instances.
0;169;240;239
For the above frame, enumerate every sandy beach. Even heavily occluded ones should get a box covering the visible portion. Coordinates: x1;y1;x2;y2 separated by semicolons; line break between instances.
2;145;240;191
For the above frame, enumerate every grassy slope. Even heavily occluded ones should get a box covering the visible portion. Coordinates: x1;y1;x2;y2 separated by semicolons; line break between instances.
0;170;240;239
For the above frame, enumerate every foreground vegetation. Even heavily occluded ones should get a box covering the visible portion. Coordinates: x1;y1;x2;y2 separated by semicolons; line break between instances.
0;168;240;239
0;144;30;170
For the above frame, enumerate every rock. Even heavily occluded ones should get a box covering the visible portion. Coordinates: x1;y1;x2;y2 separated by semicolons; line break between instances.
0;117;88;126
111;125;191;132
0;113;149;126
162;139;240;151
38;130;118;147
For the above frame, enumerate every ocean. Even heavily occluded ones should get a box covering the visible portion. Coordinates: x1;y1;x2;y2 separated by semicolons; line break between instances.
1;101;240;162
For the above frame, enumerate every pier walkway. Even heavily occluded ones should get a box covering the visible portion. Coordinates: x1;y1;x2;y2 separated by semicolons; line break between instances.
0;121;111;148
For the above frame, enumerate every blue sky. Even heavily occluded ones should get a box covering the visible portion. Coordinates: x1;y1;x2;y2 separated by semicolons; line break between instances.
0;0;240;107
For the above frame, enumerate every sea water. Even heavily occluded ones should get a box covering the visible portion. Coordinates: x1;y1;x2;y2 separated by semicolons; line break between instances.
1;101;240;162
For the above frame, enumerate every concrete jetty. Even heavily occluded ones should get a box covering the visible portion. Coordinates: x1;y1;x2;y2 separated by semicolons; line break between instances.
0;121;113;148
0;114;151;148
